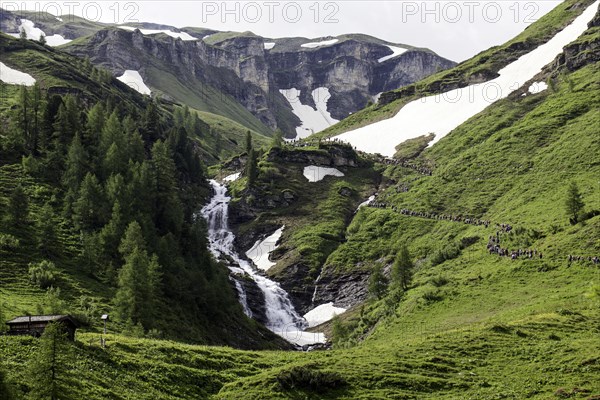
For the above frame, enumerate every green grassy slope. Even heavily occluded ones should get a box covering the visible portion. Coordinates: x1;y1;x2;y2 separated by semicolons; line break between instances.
1;3;599;399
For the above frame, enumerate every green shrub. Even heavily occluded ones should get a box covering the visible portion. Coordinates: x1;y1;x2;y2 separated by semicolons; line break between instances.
430;275;449;287
421;288;443;303
0;234;20;250
276;365;346;393
28;260;58;289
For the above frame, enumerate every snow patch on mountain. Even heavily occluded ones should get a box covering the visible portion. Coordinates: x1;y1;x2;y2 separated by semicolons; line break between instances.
0;62;36;86
334;0;599;157
304;303;347;328
245;226;285;272
301;38;338;48
223;172;241;182
280;87;339;139
117;70;152;95
303;166;344;182
378;45;407;63
8;19;71;46
119;26;197;41
264;42;275;50
528;81;548;94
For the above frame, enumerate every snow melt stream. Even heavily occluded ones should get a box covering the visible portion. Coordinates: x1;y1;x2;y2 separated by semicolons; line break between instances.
334;0;599;157
201;180;326;346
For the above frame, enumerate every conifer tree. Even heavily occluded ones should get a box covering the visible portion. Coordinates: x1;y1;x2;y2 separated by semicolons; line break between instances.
368;263;388;300
30;82;43;155
62;134;87;193
27;322;72;400
18;86;30;150
151;140;182;234
72;173;106;231
7;184;28;225
84;102;105;156
391;245;414;291
142;101;160;141
115;221;162;329
245;130;252;154
99;111;123;156
36;202;56;256
39;33;46;45
100;200;125;259
565;181;585;224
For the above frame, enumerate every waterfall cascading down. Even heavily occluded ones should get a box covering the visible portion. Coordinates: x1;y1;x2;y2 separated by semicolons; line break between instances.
200;180;306;333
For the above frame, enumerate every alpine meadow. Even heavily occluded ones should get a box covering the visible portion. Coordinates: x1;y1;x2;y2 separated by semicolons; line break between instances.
0;0;598;399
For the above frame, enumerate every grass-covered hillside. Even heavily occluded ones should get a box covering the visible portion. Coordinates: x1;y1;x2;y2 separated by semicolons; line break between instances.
0;1;599;399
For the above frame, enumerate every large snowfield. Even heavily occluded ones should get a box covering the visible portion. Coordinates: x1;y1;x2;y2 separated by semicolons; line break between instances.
280;87;339;139
0;62;36;86
8;19;71;46
334;0;599;157
118;26;197;41
117;70;152;95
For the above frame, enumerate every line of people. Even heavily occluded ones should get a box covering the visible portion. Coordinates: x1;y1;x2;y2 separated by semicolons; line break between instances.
487;235;542;260
368;155;434;176
568;255;600;265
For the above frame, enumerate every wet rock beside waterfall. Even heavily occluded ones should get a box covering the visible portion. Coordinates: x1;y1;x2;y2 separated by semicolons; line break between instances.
234;274;268;325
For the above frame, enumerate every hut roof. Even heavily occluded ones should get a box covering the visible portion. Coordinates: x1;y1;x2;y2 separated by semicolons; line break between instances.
7;315;79;326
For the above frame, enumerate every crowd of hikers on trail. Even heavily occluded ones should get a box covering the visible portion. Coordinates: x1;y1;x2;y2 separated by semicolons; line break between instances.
368;155;434;176
367;200;492;228
568;255;600;265
487;234;543;260
364;198;599;265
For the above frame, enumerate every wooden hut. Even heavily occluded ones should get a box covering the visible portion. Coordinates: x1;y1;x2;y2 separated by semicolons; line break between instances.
6;315;79;341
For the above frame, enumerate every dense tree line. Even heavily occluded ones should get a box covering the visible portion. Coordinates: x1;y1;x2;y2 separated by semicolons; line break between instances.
0;85;239;338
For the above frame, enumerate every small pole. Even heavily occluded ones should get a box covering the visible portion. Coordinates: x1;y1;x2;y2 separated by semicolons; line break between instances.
101;314;109;348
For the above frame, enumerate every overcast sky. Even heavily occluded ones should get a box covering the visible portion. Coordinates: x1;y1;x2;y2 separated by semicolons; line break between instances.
3;1;562;61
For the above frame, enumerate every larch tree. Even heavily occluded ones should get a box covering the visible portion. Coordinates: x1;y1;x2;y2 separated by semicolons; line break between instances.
115;221;162;329
368;263;388;300
27;322;72;400
565;181;585;224
7;184;29;225
391;245;414;291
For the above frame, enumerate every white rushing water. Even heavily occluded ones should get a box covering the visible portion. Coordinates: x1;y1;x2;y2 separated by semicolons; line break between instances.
200;180;309;337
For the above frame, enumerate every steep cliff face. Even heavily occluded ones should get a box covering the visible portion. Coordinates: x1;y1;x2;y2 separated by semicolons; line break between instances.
0;11;455;137
1;10;455;137
267;39;454;120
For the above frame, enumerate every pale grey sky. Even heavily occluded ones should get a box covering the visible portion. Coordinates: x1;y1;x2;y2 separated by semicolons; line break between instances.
3;1;562;61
